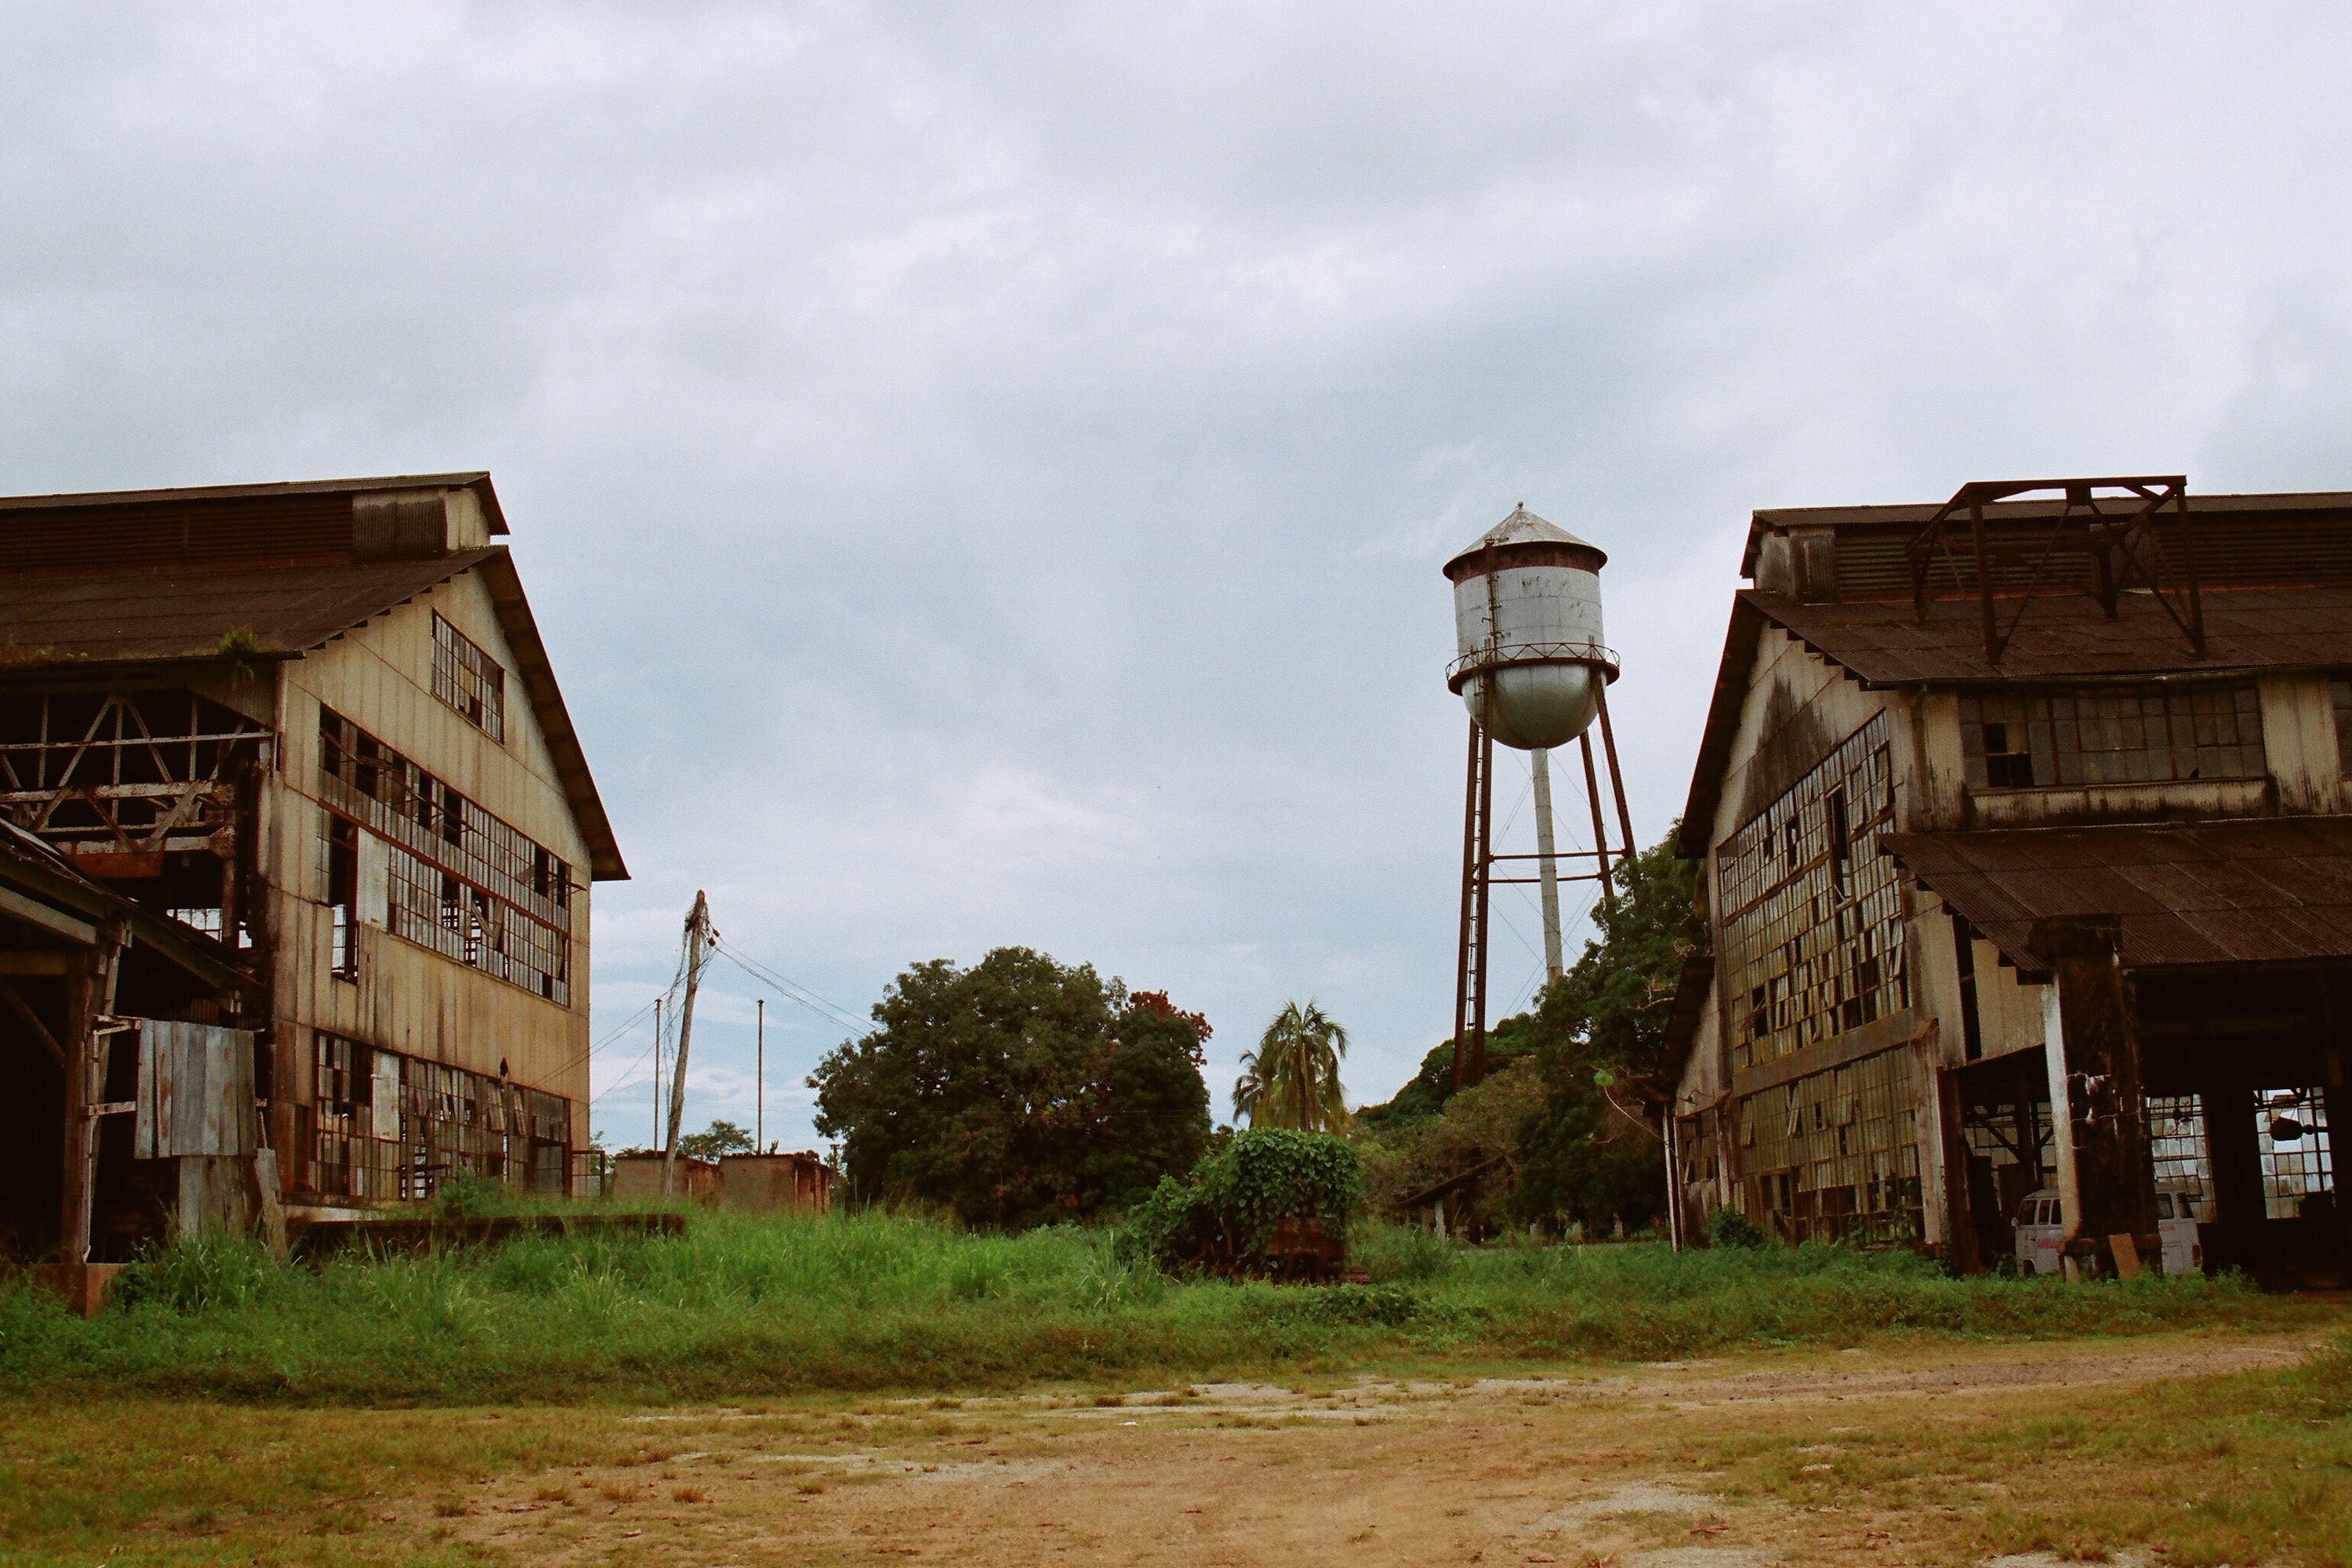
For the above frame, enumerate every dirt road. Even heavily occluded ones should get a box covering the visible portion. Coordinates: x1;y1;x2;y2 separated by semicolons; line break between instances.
416;1330;2332;1567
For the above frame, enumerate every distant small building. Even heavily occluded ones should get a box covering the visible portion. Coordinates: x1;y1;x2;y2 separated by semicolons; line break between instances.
1667;481;2351;1286
719;1152;834;1214
2;474;626;1258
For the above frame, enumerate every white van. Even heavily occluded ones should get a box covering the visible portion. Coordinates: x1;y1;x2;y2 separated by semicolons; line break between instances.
2013;1185;2201;1277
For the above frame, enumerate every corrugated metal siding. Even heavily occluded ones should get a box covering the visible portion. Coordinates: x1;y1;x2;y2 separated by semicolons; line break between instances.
0;495;354;572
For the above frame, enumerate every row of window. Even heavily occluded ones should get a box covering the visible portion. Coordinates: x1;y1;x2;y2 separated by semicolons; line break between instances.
1961;681;2266;789
385;837;571;1002
1957;677;2352;791
309;1031;570;1201
319;705;571;928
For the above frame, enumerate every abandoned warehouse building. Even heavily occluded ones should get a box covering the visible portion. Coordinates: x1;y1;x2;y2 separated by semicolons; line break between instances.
1668;478;2352;1287
0;474;626;1265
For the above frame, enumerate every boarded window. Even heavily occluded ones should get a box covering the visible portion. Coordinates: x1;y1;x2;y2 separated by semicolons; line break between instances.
431;612;506;743
1960;682;2263;789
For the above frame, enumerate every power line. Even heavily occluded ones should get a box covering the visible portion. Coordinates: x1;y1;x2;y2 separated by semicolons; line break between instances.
707;937;866;1034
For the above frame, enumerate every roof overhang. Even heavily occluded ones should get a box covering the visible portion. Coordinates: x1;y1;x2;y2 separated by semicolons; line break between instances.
1880;818;2352;979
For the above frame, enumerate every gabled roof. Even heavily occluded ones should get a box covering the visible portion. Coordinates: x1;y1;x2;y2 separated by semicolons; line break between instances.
1880;818;2352;977
0;477;627;882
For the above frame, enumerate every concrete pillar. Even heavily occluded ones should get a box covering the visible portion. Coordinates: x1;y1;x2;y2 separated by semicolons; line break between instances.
2031;915;2157;1269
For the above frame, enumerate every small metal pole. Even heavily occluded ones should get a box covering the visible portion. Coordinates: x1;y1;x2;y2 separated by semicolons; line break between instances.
652;996;662;1152
1969;500;1998;666
757;999;765;1153
1530;748;1564;985
2176;487;2205;654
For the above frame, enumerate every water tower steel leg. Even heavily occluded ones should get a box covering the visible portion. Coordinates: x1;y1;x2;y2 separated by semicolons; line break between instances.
1530;748;1564;985
1581;731;1614;898
1472;723;1493;1088
1453;720;1494;1092
1595;683;1638;864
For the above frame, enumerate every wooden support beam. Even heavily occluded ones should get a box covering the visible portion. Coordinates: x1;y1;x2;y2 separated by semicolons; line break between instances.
2031;914;2158;1267
57;921;125;1267
0;884;96;946
0;952;74;975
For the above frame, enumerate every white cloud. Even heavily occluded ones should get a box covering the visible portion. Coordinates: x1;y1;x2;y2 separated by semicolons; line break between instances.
5;1;2350;1146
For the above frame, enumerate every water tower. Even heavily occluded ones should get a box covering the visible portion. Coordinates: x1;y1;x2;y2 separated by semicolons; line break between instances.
1443;506;1635;1089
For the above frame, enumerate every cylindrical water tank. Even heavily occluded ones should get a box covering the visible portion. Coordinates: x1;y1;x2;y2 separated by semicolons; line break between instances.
1443;506;1616;750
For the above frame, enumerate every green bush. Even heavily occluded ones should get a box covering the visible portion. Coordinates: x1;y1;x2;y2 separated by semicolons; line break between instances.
1114;1128;1362;1274
1706;1206;1767;1250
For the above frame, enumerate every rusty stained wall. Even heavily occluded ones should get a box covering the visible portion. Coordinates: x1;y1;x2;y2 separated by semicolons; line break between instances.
260;561;592;1141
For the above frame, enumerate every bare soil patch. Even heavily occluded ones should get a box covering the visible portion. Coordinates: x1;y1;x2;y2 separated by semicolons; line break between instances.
420;1329;2338;1568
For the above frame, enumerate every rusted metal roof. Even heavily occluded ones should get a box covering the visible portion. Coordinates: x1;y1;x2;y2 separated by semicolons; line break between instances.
0;550;499;664
1880;818;2352;975
0;548;629;883
0;471;508;532
1755;584;2352;686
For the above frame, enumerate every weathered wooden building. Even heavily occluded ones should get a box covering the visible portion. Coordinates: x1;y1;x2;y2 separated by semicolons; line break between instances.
1668;479;2349;1285
1;474;626;1259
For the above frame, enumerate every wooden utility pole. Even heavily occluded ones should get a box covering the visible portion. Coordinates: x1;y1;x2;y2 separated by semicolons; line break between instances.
661;891;712;1197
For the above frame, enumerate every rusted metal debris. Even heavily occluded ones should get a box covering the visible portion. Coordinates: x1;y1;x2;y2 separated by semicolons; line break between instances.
1904;477;2201;664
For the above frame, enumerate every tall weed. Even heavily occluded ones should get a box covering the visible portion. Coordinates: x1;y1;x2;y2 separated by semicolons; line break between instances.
0;1214;2303;1405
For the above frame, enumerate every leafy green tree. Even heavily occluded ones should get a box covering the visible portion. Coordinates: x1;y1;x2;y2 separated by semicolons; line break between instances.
1232;1000;1350;1133
808;948;1211;1229
1511;825;1705;1232
677;1120;754;1160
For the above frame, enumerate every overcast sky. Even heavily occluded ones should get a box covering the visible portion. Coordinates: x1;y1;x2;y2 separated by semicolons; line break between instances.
7;3;2351;1153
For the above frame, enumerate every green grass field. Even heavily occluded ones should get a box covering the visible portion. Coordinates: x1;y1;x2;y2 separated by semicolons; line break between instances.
0;1211;2323;1405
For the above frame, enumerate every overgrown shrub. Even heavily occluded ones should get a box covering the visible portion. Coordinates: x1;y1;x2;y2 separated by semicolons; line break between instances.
1115;1128;1362;1274
1706;1205;1766;1250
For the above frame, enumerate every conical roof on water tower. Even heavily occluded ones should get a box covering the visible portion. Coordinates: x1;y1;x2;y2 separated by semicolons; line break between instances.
1443;504;1617;751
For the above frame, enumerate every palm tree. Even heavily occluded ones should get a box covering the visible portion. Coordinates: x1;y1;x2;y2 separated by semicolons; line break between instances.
1233;1000;1350;1133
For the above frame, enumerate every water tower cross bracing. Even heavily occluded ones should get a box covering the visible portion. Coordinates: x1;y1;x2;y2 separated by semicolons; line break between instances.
1443;505;1637;1090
